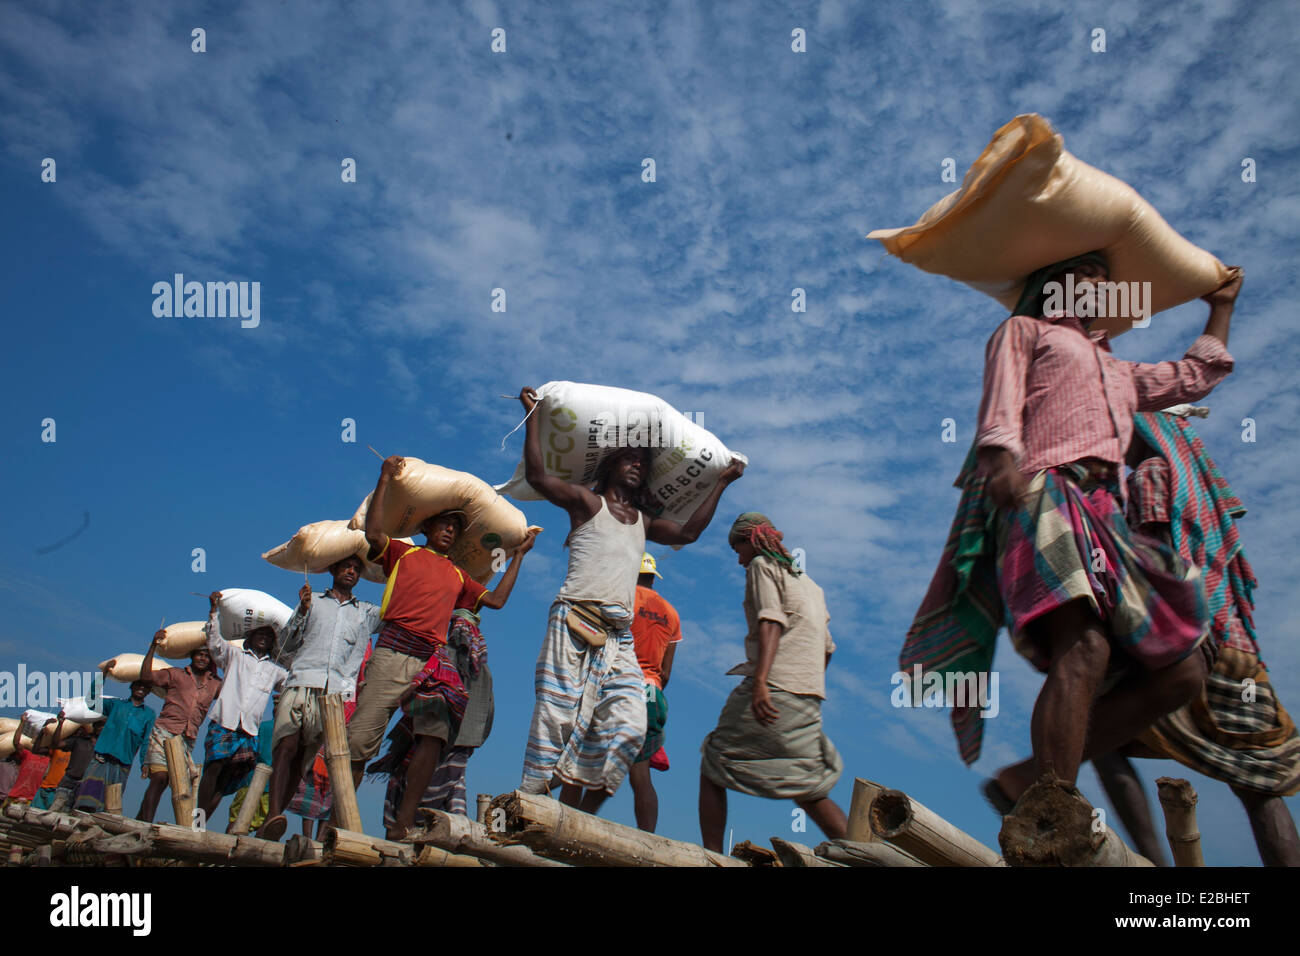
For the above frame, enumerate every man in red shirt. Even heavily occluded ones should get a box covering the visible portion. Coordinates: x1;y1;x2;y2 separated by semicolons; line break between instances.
356;454;538;839
138;633;222;823
628;553;681;832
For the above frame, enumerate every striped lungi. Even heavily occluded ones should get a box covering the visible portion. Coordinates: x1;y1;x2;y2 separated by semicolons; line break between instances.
520;600;647;795
381;744;474;829
700;678;842;801
72;754;128;813
1139;645;1300;796
997;464;1209;673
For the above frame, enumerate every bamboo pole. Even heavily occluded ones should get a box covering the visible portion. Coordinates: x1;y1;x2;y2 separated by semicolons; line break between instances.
488;790;749;867
164;734;196;827
476;793;492;824
769;837;846;867
321;826;419;866
230;763;273;836
105;783;123;815
846;778;884;843
731;840;779;866
418;809;569;867
320;694;364;833
414;844;486;868
1156;777;1205;868
998;774;1154;867
869;788;1000;866
816;839;928;867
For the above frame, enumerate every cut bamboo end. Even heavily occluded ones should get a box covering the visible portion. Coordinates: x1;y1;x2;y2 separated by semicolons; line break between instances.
770;837;847;867
321;826;413;867
105;783;123;815
846;778;884;843
816;838;928;867
1156;777;1204;868
868;788;1000;866
999;774;1154;867
417;808;569;868
230;762;273;836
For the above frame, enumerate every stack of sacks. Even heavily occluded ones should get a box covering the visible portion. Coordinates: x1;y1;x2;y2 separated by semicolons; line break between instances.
497;382;748;523
349;458;532;584
262;519;410;583
866;113;1233;337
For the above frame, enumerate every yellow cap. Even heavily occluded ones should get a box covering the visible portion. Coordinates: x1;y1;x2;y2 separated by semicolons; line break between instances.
640;553;663;579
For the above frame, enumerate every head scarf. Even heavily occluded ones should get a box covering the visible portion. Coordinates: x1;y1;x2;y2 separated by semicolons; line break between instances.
1132;410;1256;651
1011;251;1109;317
728;512;801;575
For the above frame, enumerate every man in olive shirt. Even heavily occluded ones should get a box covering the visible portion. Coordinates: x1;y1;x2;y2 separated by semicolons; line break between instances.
699;512;847;852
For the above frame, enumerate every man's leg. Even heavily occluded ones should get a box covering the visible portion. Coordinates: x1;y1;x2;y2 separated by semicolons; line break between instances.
266;734;304;821
578;787;611;815
557;782;582;808
1092;752;1169;865
1231;786;1300;867
137;771;169;822
392;735;443;838
699;773;728;852
196;759;226;821
795;797;849;842
629;762;657;832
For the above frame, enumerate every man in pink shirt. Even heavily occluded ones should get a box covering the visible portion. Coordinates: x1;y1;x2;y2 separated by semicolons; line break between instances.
912;251;1242;815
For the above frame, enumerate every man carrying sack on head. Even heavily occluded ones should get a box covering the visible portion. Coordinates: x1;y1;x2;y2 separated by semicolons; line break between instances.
356;455;537;840
515;386;743;816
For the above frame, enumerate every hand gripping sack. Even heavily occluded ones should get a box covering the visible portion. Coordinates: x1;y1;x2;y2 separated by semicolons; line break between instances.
262;519;396;584
155;621;209;660
866;113;1232;337
349;458;530;583
496;382;748;523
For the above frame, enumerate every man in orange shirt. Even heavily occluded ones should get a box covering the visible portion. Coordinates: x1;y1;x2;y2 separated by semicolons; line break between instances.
629;553;681;832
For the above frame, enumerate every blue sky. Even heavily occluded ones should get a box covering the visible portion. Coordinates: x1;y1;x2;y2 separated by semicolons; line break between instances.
1;0;1297;864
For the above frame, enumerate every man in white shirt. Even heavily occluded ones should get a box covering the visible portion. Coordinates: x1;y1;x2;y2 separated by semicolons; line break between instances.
197;591;289;828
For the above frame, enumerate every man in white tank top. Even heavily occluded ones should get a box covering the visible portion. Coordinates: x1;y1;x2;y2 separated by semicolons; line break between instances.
516;386;744;814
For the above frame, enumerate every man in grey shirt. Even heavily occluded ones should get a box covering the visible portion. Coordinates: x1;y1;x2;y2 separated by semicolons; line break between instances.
259;554;381;840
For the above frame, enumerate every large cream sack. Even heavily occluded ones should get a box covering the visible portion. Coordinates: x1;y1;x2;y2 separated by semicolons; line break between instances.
496;382;748;523
156;621;209;660
349;459;530;583
20;709;57;740
215;589;293;641
262;519;394;584
867;114;1232;337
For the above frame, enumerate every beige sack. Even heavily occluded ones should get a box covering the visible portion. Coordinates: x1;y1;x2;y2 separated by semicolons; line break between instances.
350;458;530;583
155;621;209;660
99;647;238;699
867;113;1231;336
262;519;395;584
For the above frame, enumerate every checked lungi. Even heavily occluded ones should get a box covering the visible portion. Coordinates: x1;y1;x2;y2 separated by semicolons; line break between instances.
997;463;1210;674
202;722;260;796
520;600;647;795
72;754;129;813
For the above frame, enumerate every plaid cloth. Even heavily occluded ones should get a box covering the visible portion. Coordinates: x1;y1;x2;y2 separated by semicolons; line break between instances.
997;463;1209;673
288;753;333;821
405;635;469;729
900;447;1005;764
371;716;475;824
202;721;260;795
903;452;1209;764
445;610;494;748
1131;413;1258;655
1139;646;1300;795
